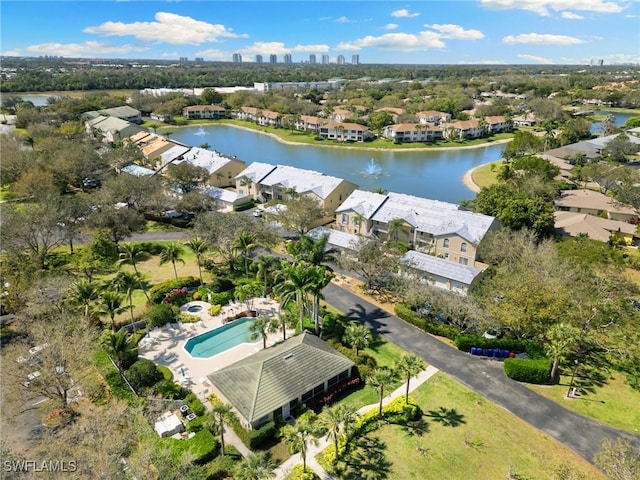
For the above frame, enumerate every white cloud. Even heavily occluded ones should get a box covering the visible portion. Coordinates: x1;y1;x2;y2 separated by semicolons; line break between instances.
517;53;554;63
503;33;584;44
425;24;485;39
5;41;148;57
193;48;230;61
480;0;625;16
335;16;350;23
457;59;507;64
384;23;399;30
391;9;420;18
84;12;247;45
561;11;585;18
337;31;444;51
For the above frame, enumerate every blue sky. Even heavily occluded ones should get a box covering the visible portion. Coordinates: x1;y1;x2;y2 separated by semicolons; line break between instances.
1;1;638;65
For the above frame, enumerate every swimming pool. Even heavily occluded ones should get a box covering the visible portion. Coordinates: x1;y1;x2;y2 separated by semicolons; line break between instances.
184;318;259;358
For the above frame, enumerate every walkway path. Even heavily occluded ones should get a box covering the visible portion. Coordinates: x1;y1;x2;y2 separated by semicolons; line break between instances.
322;282;640;466
273;366;440;480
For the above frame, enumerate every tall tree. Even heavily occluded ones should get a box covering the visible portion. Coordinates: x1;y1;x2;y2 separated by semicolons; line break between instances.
102;330;138;372
111;271;142;323
97;290;126;331
204;401;237;456
159;242;185;280
69;279;99;322
274;262;315;332
593;437;640;480
234;232;258;276
394;354;424;403
232;452;277;480
255;255;278;295
368;367;398;417
249;315;274;349
318;403;358;464
185;237;209;285
341;238;399;290
280;414;320;473
117;243;151;300
308;265;334;335
342;323;373;357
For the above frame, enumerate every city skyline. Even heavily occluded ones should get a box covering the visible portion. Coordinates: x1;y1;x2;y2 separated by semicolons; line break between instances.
1;1;639;65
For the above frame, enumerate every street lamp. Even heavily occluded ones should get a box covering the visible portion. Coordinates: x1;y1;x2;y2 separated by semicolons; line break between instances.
567;359;579;398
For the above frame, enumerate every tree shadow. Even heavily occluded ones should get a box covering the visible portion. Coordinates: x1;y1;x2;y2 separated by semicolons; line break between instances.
401;417;430;437
425;407;466;427
342;436;391;480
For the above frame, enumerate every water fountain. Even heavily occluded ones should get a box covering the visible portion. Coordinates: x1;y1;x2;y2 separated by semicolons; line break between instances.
361;158;384;177
194;127;207;136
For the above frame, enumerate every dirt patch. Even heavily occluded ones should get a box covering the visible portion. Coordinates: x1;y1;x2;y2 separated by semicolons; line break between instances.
331;274;399;315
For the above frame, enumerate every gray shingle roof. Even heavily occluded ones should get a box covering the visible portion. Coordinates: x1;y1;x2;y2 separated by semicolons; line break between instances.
306;226;364;251
401;250;483;285
208;332;354;423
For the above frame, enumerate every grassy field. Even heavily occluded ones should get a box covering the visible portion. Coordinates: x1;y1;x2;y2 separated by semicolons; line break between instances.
325;372;607;480
470;161;501;190
528;373;640;434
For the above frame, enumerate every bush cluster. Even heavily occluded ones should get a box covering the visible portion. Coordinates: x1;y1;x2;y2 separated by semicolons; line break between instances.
503;358;552;384
394;304;459;340
185;392;206;416
354;396;421;435
160;429;217;465
162;287;189;306
146;304;176;329
307;377;361;410
126;358;163;392
285;464;320;480
454;334;541;356
229;418;279;449
149;277;200;304
233;200;256;212
207;291;235;307
208;304;222;316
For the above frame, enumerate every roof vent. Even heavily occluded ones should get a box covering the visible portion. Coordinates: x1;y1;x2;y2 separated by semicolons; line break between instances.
283;353;293;360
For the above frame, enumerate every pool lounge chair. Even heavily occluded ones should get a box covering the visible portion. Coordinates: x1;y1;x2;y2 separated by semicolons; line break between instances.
162;352;177;363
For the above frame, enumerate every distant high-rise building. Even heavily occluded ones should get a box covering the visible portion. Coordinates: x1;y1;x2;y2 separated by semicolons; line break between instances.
337;55;345;65
322;54;330;65
179;57;188;62
195;57;204;62
598;59;604;66
232;53;242;63
352;54;360;65
270;54;278;64
256;54;263;64
284;53;292;64
309;54;316;64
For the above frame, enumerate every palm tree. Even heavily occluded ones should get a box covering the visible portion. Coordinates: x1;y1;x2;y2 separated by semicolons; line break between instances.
204;401;236;456
318;403;358;463
309;265;334;335
102;330;138;371
274;263;315;332
185;237;208;285
255;255;278;295
342;323;373;357
234;232;257;275
97;290;126;331
281;417;320;473
394;354;424;403
270;311;295;342
232;451;276;480
111;271;141;323
117;244;151;301
299;233;339;267
70;279;99;322
159;242;185;280
368;367;397;417
387;217;405;244
249;315;274;349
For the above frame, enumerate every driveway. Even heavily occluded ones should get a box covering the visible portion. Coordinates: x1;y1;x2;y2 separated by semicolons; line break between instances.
322;282;640;465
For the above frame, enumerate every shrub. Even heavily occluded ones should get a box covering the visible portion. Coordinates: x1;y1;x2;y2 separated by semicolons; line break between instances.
208;304;222;316
157;365;173;381
229;418;279;449
233;200;256;212
92;351;138;403
209;277;235;293
134;241;165;255
149;277;200;304
504;358;552;384
455;334;544;358
192;291;201;301
146;304;175;329
204;447;241;479
162;287;189;306
207;291;235;307
178;312;200;323
154;380;189;400
186;415;207;433
185;392;206;416
125;359;163;392
160;429;217;465
394;304;459;340
285;464;320;480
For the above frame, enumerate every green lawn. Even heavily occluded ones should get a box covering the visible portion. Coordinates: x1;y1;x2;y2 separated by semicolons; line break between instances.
471;161;501;190
528;373;640;434
323;372;607;480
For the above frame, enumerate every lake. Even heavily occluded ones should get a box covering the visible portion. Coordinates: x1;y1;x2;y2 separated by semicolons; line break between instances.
170;125;504;204
590;111;636;133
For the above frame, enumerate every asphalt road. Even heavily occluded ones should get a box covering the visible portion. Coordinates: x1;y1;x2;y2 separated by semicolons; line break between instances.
322;282;640;466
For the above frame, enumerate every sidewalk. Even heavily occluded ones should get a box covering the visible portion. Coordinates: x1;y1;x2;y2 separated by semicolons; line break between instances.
273;365;439;480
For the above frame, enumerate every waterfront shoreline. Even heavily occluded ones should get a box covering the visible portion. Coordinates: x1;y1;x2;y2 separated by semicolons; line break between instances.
462;165;483;194
161;121;513;153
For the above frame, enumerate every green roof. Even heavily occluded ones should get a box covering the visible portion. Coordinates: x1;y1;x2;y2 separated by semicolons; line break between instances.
208;332;354;423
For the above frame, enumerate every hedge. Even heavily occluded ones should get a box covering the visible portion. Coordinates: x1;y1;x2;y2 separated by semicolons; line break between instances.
233;200;256;212
229;417;279;449
146;304;176;329
394;304;459;340
185;392;206;416
503;358;552;384
159;429;217;465
285;464;320;480
207;290;235;307
149;277;200;304
455;334;544;358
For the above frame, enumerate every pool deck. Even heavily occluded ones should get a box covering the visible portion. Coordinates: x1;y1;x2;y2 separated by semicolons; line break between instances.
138;298;291;401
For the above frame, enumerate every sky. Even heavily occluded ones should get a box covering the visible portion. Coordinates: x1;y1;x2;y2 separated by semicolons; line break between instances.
1;0;639;65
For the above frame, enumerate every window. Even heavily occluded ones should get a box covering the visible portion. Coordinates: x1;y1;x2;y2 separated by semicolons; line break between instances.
443;238;450;248
459;257;468;266
444;253;449;260
461;242;467;253
342;213;349;224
